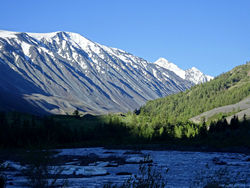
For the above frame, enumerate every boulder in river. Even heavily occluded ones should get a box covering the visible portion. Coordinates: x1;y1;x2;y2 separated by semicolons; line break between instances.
2;161;25;171
76;166;108;176
125;156;153;164
60;165;108;176
88;161;119;167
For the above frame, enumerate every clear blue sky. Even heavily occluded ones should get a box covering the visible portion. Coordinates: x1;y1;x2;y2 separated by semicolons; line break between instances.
1;0;250;76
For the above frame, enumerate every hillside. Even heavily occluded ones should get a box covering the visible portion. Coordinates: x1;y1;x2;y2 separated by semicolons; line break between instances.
138;62;250;124
190;96;250;124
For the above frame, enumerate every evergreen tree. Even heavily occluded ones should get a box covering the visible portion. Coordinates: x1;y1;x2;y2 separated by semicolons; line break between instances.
73;109;80;118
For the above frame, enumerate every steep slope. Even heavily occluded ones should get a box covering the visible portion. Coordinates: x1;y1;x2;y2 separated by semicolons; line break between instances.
139;62;250;123
154;58;213;84
0;30;193;114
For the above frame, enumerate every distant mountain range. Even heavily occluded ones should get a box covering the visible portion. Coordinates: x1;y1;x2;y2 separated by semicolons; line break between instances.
154;58;213;84
0;30;212;115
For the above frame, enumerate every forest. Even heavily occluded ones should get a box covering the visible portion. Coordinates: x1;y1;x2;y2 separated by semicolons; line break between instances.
0;108;249;150
138;62;250;123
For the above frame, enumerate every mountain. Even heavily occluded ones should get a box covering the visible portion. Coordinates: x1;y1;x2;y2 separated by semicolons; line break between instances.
154;58;213;84
185;67;213;84
138;62;250;123
0;30;194;115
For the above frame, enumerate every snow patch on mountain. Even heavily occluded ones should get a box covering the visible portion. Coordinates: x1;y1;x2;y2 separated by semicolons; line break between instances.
154;58;213;84
0;30;19;38
21;42;31;57
185;67;213;84
155;58;186;79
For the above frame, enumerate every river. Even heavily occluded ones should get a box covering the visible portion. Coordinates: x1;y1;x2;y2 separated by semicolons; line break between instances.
1;147;250;187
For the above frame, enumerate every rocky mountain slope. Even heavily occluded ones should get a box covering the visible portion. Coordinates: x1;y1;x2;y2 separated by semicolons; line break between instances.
0;30;197;114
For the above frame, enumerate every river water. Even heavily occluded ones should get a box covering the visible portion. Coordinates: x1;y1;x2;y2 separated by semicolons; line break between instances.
2;147;250;187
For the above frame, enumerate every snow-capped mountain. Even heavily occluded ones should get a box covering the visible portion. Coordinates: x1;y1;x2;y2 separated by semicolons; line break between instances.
185;67;213;84
0;30;194;114
154;58;213;84
154;58;186;79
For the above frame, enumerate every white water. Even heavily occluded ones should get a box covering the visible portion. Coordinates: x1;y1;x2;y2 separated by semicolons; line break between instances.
2;147;250;187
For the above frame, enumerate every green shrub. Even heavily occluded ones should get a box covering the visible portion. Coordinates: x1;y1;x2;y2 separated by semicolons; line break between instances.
104;156;168;188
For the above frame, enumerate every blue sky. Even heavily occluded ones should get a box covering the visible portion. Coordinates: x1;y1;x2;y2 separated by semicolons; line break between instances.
1;0;250;76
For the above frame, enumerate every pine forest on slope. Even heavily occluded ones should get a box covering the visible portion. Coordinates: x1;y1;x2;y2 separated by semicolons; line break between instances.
137;62;250;124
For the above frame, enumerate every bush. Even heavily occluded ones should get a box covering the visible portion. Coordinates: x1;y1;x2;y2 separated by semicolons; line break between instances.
22;150;67;188
104;156;168;188
191;164;248;188
0;175;6;188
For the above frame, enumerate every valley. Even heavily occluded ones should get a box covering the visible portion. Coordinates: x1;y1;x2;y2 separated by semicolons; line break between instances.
0;30;249;188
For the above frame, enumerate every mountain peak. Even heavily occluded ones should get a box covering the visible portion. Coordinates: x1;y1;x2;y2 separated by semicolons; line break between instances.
185;67;213;84
27;31;63;40
157;57;169;63
154;58;186;79
0;30;93;47
27;31;90;42
190;67;199;71
154;58;213;84
0;30;20;38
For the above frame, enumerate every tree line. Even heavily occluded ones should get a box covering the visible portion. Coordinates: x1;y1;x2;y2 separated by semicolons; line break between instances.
0;111;249;149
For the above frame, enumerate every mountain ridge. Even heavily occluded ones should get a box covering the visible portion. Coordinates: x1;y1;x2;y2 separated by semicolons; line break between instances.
0;30;196;114
154;57;213;84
